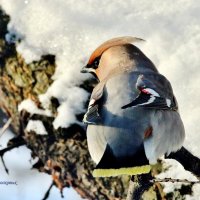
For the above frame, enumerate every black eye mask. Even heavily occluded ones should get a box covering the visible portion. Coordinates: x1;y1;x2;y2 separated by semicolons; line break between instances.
92;56;100;69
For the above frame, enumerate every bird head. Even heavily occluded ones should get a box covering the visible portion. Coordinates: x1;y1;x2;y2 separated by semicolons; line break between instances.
81;36;158;81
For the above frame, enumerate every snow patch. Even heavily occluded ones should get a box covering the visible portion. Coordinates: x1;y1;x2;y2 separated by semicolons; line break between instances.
156;159;198;194
185;184;200;200
26;120;48;135
18;99;52;116
2;0;200;134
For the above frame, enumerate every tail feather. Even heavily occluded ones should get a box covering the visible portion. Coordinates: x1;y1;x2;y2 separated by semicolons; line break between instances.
93;144;151;177
93;166;151;177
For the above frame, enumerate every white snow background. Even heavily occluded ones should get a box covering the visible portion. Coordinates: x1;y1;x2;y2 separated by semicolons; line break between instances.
0;0;199;199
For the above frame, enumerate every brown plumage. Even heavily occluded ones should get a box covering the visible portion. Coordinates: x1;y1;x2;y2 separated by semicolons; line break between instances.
87;36;144;65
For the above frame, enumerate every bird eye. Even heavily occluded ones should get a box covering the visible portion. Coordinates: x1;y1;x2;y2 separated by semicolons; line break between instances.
93;58;100;69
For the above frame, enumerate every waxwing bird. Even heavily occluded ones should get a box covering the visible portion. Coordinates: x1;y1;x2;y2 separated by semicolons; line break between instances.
81;36;185;177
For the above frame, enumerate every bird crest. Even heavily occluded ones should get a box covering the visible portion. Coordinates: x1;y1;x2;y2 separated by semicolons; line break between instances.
87;36;144;65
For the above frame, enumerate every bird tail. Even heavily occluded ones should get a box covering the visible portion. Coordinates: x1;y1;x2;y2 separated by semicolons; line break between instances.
93;144;151;177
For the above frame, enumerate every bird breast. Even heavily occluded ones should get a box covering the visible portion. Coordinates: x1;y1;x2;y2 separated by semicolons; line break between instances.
103;72;138;115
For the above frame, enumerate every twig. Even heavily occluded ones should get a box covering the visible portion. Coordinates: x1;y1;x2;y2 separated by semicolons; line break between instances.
1;156;9;174
0;118;12;139
41;181;54;200
60;190;64;198
151;178;199;184
0;138;26;174
0;139;26;157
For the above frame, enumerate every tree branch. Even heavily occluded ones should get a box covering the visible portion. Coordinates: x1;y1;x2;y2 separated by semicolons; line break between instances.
126;146;200;199
0;138;25;157
151;178;200;184
41;181;54;200
0;136;26;174
126;173;153;200
167;146;200;178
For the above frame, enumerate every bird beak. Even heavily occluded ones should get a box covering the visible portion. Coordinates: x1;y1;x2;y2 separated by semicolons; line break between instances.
80;66;95;73
80;66;89;73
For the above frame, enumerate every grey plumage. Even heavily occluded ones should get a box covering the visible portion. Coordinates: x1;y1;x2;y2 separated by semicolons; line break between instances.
122;73;178;111
82;36;185;176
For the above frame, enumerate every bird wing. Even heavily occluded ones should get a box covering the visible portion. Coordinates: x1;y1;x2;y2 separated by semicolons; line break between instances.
122;74;178;111
83;104;101;124
83;81;106;124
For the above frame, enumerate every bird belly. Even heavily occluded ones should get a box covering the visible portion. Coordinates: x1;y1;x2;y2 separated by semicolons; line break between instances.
101;73;151;158
86;109;150;165
101;107;151;158
86;73;152;164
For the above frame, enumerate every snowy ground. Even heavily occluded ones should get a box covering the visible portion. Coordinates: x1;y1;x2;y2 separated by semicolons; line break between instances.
0;0;200;199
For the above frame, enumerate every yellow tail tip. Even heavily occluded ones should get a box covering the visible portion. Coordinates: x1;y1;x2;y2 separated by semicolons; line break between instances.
93;165;151;177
